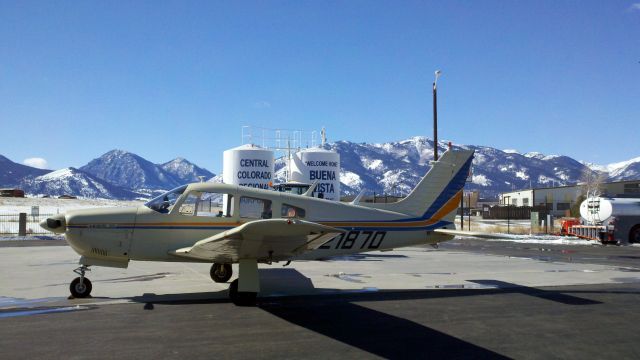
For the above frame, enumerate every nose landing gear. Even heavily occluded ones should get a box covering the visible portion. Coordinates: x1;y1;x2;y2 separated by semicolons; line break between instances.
69;265;92;299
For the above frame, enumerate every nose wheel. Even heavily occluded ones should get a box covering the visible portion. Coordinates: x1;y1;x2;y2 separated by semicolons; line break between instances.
69;265;92;298
210;263;232;283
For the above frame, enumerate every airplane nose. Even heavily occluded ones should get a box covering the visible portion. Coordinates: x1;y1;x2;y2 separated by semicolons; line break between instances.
40;214;66;234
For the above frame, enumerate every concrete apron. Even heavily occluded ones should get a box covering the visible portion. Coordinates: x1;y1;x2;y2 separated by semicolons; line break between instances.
1;245;638;309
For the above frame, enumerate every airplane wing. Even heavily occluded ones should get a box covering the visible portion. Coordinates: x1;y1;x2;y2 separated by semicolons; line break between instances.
434;228;514;239
170;219;344;263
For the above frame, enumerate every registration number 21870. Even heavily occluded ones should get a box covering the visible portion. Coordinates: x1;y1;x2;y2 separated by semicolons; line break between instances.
319;230;387;250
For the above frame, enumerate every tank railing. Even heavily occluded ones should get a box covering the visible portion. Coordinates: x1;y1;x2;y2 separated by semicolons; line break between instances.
241;125;324;151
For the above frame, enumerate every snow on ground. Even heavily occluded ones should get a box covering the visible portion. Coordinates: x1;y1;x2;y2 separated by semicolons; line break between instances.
0;235;64;241
0;197;144;235
453;217;609;246
0;197;143;215
484;234;594;246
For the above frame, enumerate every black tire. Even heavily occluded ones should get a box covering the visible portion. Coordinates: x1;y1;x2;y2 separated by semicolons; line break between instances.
228;279;257;306
210;263;232;283
70;277;92;298
629;225;640;244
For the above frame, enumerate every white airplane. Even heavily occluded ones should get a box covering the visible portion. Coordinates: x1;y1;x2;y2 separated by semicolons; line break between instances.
41;148;475;305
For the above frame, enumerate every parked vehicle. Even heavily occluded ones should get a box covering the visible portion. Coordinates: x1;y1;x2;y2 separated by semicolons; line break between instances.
567;197;640;244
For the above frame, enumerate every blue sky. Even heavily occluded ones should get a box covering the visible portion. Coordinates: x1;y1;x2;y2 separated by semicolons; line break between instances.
1;1;639;173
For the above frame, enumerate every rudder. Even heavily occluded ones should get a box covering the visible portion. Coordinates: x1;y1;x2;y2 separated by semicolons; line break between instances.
383;149;474;220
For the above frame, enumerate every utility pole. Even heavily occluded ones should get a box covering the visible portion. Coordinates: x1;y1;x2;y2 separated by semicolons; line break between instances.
433;70;441;161
468;192;471;231
508;204;511;234
460;193;464;230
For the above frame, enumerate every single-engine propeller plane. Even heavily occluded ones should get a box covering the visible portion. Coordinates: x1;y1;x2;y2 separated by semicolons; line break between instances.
41;148;477;305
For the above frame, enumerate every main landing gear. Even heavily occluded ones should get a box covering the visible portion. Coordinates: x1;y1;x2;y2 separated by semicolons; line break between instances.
69;265;92;298
210;263;232;283
228;279;257;306
228;259;259;306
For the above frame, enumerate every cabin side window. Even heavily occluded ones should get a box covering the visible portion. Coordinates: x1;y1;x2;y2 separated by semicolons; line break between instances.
239;196;272;219
281;203;306;219
177;191;235;217
178;192;199;215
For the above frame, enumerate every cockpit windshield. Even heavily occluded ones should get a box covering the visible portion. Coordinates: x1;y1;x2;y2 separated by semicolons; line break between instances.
144;185;188;213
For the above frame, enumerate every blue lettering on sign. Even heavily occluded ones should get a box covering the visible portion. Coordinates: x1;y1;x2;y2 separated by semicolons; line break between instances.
240;159;269;167
237;171;272;179
239;183;271;189
309;170;336;181
305;161;338;167
315;183;335;194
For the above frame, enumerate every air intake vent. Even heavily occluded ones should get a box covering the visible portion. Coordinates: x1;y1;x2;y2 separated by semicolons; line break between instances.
91;247;108;257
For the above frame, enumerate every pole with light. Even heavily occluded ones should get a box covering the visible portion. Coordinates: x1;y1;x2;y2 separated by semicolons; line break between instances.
433;70;442;161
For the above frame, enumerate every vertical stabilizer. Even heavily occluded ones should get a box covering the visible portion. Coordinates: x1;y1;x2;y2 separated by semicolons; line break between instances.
383;149;474;222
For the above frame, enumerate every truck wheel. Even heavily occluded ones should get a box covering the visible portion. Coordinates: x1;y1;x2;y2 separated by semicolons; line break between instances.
629;225;640;244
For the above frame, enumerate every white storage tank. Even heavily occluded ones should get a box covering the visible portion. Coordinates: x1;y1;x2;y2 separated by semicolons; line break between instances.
223;144;274;189
290;147;341;201
580;197;640;224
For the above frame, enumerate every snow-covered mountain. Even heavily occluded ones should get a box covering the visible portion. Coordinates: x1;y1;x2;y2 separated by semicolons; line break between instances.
160;157;215;185
1;150;215;199
20;168;143;199
1;139;638;200
0;155;51;187
274;137;598;199
605;157;640;181
80;150;184;192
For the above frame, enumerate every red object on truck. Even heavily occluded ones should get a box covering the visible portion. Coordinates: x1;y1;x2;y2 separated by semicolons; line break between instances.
560;218;581;236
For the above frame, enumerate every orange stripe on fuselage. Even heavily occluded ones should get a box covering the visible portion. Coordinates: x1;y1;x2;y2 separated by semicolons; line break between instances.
67;191;463;230
321;190;462;228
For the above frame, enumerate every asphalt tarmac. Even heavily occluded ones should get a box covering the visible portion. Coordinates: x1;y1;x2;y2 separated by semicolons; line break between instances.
1;238;639;359
441;238;640;268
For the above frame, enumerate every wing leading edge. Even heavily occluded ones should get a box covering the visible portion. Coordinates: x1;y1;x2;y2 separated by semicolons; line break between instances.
170;219;345;262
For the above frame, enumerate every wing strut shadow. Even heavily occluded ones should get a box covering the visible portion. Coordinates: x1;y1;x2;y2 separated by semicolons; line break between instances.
261;301;510;359
467;280;602;305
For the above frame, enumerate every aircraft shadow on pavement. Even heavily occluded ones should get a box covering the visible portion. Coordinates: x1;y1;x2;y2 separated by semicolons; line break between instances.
128;269;603;357
260;300;510;359
466;280;602;306
129;268;603;307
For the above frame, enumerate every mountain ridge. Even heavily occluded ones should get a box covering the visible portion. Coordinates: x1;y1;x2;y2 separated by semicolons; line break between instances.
20;167;144;199
1;140;638;200
0;155;51;187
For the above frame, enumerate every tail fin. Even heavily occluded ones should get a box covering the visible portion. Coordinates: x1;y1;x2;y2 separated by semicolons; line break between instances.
382;149;474;222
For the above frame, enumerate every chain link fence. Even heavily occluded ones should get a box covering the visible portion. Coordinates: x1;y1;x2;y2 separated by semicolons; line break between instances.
0;213;57;235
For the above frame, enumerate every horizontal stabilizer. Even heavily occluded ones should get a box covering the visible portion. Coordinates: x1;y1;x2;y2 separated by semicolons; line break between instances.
434;228;513;240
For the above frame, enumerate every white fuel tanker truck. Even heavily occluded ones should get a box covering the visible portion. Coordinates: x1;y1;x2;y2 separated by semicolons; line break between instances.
570;197;640;244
